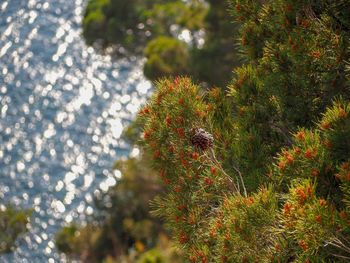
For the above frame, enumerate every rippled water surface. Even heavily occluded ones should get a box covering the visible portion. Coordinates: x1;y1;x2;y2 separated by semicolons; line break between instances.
0;0;151;261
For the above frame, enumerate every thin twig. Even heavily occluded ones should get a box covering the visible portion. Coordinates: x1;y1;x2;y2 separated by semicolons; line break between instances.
232;160;247;197
327;239;350;253
209;149;247;197
330;253;350;260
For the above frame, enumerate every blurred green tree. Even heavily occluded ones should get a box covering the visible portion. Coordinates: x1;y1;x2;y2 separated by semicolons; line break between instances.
0;206;31;253
82;0;240;87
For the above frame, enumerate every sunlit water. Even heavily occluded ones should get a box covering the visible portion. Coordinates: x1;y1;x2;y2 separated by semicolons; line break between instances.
0;0;151;261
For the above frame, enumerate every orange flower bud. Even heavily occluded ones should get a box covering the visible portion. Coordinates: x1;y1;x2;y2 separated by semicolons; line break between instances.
339;108;347;118
311;169;319;177
216;219;222;229
157;93;163;105
189;214;195;225
296;131;305;141
189;255;197;263
154;150;161;159
164;178;171;185
286;154;294;164
165;115;171;126
196;110;206;118
238;107;246;115
296;188;307;203
278;161;286;170
235;4;241;12
294;147;301;154
310;50;321;59
192;152;199;160
168;145;175;153
139;107;150;116
177;128;185;138
177;204;186;211
299;240;308;251
204;177;213;185
143;131;151;139
179;233;189;244
284;203;292;214
304;149;314;159
319;199;327;206
315;215;322;224
301;19;310;28
210;229;217;238
206;104;214;112
275;244;281;251
321;121;331;129
339;211;347;220
307;186;313;197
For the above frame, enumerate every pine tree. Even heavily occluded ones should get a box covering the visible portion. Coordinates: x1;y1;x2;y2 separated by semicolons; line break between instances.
138;0;350;262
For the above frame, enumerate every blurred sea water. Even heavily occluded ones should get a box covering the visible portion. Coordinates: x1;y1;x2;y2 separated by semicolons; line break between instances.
0;0;151;261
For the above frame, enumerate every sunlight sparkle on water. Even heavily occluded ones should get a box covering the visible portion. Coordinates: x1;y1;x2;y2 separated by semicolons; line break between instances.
0;0;153;261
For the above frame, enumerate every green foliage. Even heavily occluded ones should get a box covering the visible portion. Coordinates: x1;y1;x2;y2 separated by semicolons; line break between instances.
143;1;207;36
139;78;251;260
83;0;239;87
139;77;350;262
137;240;182;263
82;0;207;53
55;155;183;262
211;187;278;262
55;224;79;254
144;37;190;81
228;0;350;190
0;206;31;253
138;249;165;263
191;0;241;87
55;224;103;258
76;0;350;262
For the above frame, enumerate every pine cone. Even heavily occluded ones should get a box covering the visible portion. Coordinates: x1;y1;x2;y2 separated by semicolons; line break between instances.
191;128;214;151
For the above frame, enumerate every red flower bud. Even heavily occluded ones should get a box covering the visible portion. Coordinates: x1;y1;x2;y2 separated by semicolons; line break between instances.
304;149;314;159
179;233;189;244
339;108;347;118
315;215;322;224
284;203;292;214
165;115;171;126
192;152;199;160
296;188;307;203
311;169;319;177
204;177;213;185
340;211;347;220
143;131;151;139
299;240;308;251
296;131;305;141
319;199;327;206
154;150;161;159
